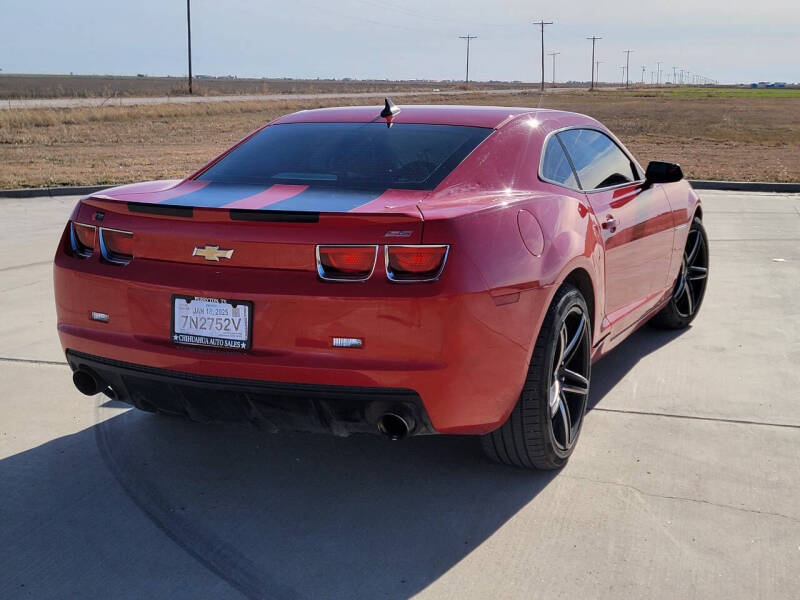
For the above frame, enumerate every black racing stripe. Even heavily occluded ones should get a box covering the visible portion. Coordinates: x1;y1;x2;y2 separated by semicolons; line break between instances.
229;209;319;223
128;202;194;217
162;183;269;208
265;187;383;212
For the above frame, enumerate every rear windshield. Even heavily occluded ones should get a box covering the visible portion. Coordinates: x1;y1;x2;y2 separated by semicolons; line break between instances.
197;122;492;191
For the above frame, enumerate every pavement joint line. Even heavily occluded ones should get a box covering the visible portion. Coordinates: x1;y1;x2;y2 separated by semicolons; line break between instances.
708;238;800;243
592;407;800;430
0;356;67;366
705;210;800;215
3;357;798;431
561;474;800;524
0;260;53;273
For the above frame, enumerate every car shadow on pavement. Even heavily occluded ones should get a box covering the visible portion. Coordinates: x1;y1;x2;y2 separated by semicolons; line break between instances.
1;406;557;600
588;325;688;410
1;326;687;599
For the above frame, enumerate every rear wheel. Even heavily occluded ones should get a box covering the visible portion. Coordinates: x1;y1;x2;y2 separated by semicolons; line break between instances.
651;216;709;329
481;284;592;470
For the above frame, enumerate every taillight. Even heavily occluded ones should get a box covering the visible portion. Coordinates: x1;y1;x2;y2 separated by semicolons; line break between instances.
316;245;378;281
99;227;134;265
69;222;96;258
385;245;449;282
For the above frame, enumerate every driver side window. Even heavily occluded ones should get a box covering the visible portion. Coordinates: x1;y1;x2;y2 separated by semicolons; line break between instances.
557;129;638;191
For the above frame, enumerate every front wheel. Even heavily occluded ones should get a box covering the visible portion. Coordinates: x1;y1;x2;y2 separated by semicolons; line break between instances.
481;284;592;470
651;216;709;329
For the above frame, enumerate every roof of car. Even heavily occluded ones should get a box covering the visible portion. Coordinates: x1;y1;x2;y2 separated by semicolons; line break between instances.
271;104;566;129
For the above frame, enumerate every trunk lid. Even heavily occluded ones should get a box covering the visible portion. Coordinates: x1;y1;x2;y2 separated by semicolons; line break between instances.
78;181;426;270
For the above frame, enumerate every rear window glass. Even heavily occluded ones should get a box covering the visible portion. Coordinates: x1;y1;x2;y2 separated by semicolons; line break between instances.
197;122;492;191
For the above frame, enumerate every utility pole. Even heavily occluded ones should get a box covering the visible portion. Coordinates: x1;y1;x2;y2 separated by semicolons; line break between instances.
680;69;685;85
587;36;602;90
641;65;646;84
623;50;633;88
619;66;626;86
596;61;603;85
672;66;678;85
186;0;193;94
533;20;553;91
656;61;662;85
458;35;477;83
548;52;560;84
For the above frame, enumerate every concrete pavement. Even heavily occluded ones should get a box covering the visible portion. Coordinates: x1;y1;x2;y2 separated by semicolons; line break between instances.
0;191;798;599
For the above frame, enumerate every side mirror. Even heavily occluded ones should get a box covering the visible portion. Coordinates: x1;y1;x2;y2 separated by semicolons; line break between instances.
645;161;683;184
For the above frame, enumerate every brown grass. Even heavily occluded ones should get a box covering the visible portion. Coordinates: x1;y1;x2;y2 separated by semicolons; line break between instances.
1;88;799;188
0;74;529;100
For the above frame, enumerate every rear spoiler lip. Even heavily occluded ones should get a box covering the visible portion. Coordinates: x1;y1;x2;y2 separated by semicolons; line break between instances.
80;196;424;223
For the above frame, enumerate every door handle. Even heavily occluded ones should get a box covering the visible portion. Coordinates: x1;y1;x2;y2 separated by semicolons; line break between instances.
602;215;618;231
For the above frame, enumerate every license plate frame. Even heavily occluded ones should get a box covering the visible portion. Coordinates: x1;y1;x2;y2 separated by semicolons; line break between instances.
171;295;253;351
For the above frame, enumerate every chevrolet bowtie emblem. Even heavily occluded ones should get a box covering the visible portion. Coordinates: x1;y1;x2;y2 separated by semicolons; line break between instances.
192;245;234;262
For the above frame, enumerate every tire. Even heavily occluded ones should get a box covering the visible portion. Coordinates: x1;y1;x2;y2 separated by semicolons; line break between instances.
651;216;709;329
481;283;592;470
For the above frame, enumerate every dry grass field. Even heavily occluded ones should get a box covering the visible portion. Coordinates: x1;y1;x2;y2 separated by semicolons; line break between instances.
1;86;799;188
0;74;522;99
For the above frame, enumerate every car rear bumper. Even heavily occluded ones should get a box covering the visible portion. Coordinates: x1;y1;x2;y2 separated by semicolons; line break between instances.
55;240;551;435
67;350;434;436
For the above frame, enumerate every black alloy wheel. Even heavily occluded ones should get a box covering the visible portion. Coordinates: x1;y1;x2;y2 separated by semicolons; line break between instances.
652;216;709;329
482;284;592;470
548;305;591;452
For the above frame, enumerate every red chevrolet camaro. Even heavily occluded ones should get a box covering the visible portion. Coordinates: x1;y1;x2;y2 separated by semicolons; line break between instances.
54;101;708;469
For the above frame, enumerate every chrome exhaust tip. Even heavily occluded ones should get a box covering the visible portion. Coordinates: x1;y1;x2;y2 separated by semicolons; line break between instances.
377;412;411;441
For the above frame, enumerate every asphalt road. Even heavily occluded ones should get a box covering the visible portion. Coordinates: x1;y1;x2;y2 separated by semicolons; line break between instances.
0;87;585;110
0;191;798;599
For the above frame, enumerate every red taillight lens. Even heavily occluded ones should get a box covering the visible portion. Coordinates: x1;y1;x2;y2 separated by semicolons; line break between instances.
317;245;377;281
386;245;449;282
70;222;96;257
99;228;134;265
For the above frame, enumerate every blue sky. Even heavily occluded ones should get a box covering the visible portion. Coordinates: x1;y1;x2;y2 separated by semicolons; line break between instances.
1;0;797;83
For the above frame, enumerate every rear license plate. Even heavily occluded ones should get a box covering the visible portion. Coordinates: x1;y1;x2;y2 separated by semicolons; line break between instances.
171;295;252;350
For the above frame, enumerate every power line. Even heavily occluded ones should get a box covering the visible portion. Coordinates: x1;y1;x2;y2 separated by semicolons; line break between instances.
458;35;477;83
619;65;626;86
623;50;634;88
548;52;560;84
533;20;553;92
641;65;646;84
186;0;192;95
587;36;602;90
656;61;662;85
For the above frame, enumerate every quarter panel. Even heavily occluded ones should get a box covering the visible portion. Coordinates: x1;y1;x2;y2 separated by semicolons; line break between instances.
420;192;605;345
